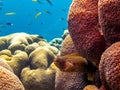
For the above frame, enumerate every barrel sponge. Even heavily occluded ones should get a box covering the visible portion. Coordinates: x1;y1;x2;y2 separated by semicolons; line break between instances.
55;71;88;90
0;58;13;72
0;66;25;90
7;50;29;77
98;0;120;44
68;0;105;63
29;47;55;69
99;42;120;90
54;35;89;90
60;34;76;56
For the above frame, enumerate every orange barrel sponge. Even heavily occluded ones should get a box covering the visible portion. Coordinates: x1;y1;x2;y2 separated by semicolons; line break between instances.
54;35;89;90
98;0;120;44
99;42;120;90
68;0;105;64
60;34;76;56
0;66;25;90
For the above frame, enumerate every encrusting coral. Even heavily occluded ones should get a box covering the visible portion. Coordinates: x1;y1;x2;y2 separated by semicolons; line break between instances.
99;42;120;90
98;0;120;45
29;47;55;69
21;46;58;90
68;0;105;65
0;66;25;90
0;32;60;90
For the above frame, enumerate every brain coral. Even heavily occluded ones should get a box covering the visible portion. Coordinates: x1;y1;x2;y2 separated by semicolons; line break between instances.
68;0;105;64
21;46;57;90
98;0;120;44
99;42;120;90
0;66;25;90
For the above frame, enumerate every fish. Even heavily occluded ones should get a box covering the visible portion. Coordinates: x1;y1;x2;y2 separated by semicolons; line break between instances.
5;12;16;15
6;22;13;26
35;12;42;18
44;10;52;14
54;52;89;72
37;0;42;4
46;0;52;6
60;17;64;21
32;0;42;4
32;0;37;2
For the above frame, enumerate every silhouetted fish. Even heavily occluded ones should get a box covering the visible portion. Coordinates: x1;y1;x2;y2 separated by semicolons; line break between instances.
6;22;13;26
46;0;52;6
44;10;52;14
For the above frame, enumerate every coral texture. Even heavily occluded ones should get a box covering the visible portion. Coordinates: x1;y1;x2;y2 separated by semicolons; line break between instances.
98;0;120;44
0;58;13;72
68;0;105;64
55;71;88;90
99;42;120;90
54;34;89;90
0;66;25;90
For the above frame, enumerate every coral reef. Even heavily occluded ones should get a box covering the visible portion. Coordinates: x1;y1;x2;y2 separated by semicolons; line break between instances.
99;42;120;90
0;32;60;90
68;0;105;64
54;34;96;90
98;0;120;44
0;58;13;72
21;46;58;90
0;66;25;90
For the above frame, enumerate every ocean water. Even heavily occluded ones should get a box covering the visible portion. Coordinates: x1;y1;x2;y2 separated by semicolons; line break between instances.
0;0;72;41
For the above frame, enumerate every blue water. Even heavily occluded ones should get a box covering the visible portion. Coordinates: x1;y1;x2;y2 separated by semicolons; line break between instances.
0;0;72;41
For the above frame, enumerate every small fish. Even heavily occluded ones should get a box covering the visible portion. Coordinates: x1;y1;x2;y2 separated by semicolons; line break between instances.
35;12;42;18
54;52;88;72
46;0;53;6
5;12;16;15
32;0;42;4
44;10;52;14
61;9;66;12
37;0;42;4
32;0;37;2
60;17;64;21
6;22;13;26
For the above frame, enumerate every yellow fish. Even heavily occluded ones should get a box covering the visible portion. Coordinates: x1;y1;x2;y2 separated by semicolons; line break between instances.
32;0;37;2
35;12;42;18
5;12;16;15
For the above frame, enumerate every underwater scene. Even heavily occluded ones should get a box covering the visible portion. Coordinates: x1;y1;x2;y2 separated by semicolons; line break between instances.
0;0;120;90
